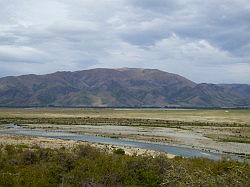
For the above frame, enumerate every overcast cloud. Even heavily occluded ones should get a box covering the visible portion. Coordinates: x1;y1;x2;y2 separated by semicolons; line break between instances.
0;0;250;83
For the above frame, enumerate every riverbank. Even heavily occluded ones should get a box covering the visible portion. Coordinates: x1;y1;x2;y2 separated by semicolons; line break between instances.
0;108;249;160
16;123;250;155
2;124;223;159
0;134;175;158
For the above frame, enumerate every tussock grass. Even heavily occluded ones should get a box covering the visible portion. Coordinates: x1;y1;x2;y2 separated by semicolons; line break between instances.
0;116;248;127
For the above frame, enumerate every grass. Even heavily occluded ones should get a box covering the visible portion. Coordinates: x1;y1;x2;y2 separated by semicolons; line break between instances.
0;108;250;125
0;108;249;186
0;144;249;187
0;116;248;128
206;134;250;144
219;136;250;144
15;144;30;149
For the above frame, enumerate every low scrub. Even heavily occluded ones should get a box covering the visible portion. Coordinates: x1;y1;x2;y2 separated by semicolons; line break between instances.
0;144;249;186
113;148;125;155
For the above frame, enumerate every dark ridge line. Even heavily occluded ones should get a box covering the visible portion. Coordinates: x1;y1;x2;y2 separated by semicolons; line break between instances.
0;105;249;109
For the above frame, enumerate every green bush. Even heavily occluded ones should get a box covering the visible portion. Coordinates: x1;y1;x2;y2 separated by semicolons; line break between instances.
113;148;125;155
0;144;249;187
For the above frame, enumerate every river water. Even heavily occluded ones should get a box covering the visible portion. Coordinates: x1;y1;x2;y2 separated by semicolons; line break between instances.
0;124;230;160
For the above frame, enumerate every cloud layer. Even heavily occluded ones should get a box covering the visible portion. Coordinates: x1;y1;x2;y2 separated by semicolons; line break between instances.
0;0;250;83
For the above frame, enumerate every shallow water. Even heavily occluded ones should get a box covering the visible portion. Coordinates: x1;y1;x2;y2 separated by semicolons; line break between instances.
0;124;226;160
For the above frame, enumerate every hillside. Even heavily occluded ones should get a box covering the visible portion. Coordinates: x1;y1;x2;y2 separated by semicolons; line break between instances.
0;68;249;107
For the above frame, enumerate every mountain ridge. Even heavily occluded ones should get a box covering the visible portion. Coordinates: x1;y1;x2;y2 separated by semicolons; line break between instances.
0;68;249;108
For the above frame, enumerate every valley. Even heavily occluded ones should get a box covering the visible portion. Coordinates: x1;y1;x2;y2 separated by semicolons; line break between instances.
0;108;249;160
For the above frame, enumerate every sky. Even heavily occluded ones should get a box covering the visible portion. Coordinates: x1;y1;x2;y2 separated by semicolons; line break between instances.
0;0;250;84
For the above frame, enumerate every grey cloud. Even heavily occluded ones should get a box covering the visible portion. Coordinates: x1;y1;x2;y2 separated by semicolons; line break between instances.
0;45;48;63
127;0;181;13
124;0;250;57
49;21;99;35
0;0;249;84
120;29;170;46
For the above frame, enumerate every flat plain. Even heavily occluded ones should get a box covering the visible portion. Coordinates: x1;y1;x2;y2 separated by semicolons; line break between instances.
1;108;250;186
1;108;250;124
0;108;249;157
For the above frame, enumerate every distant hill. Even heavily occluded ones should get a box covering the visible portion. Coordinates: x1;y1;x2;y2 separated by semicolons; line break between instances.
0;68;249;108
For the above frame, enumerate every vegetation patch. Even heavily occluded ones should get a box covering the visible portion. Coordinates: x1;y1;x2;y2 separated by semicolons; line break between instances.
0;144;249;187
15;144;30;149
206;134;250;144
219;136;250;144
0;116;248;127
113;148;125;155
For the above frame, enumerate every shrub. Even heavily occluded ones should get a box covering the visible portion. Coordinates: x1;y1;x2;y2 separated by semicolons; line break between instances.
0;145;249;187
113;148;125;155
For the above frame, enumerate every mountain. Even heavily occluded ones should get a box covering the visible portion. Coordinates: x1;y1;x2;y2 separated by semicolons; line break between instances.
0;68;249;108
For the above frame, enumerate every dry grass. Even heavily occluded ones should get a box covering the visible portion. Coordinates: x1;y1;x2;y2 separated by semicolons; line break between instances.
0;108;250;125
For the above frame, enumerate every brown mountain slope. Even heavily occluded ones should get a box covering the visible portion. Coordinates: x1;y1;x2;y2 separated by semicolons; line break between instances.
0;68;249;107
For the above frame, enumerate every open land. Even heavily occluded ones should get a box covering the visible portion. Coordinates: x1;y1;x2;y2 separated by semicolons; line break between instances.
0;108;249;157
0;108;250;186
